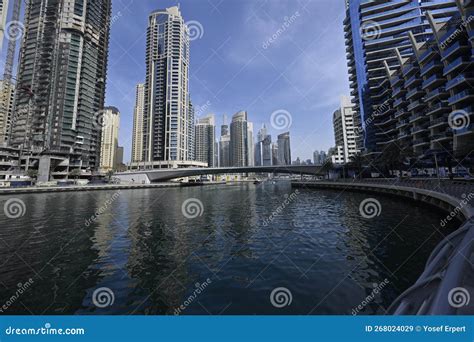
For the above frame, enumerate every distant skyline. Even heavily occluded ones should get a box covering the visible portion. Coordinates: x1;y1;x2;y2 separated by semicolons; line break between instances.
1;0;350;162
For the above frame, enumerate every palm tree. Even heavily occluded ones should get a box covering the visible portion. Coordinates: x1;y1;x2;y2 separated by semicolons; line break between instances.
322;160;334;180
106;170;114;183
349;153;365;179
26;169;38;184
69;169;82;184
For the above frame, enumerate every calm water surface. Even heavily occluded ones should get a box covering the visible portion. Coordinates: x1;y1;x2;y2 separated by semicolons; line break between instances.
0;182;458;314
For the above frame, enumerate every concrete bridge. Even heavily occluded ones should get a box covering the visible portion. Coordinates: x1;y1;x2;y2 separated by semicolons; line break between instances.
115;165;324;183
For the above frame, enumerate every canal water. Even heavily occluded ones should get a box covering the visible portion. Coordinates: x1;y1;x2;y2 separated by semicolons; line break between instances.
0;182;459;314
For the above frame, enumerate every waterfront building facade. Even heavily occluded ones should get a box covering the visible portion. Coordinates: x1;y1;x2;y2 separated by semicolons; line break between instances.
0;80;14;145
277;131;291;165
344;0;458;152
371;1;474;164
229;111;249;167
132;83;145;163
195;114;216;167
99;107;120;172
255;126;272;167
247;122;255;167
9;0;111;170
332;96;359;164
143;6;192;165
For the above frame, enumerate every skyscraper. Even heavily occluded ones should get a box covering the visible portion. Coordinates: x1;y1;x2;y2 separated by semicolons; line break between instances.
331;96;359;164
277;132;291;165
219;120;230;167
255;125;272;166
0;0;9;54
229;111;249;167
247;122;254;167
195;114;216;167
344;0;458;152
0;80;14;145
132;83;145;163
99;107;120;172
9;0;111;169
143;6;192;165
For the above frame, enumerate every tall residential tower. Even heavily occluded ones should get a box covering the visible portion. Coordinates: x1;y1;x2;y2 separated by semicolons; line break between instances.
132;83;145;163
9;0;112;169
143;6;192;166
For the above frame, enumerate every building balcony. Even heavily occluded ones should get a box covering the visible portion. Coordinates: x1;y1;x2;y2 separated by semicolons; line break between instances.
448;90;474;105
424;88;447;102
453;124;474;136
390;75;403;87
406;87;424;100
431;129;453;142
413;138;430;146
405;74;421;87
402;63;417;77
419;48;435;64
426;102;449;115
420;60;442;76
441;41;470;60
396;119;409;129
411;126;428;135
407;100;424;111
429;117;448;129
445;73;474;91
375;115;396;126
409;113;425;123
392;87;406;97
443;57;471;76
394;109;408;118
394;98;408;108
398;132;410;140
422;74;446;90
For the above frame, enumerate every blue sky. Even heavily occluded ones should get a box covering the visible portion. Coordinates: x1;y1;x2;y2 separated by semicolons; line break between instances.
108;0;350;162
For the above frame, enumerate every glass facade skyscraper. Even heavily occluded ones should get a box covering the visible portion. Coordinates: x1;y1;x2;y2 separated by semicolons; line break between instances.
143;6;192;164
345;0;458;152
